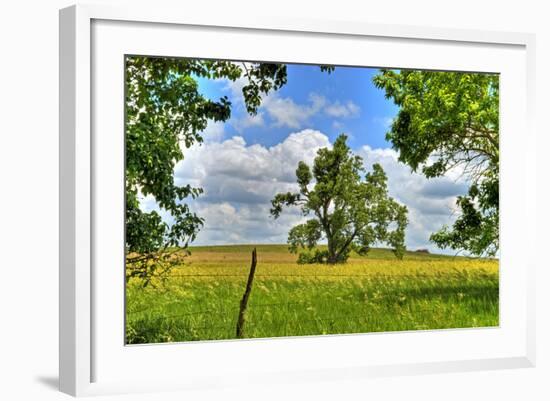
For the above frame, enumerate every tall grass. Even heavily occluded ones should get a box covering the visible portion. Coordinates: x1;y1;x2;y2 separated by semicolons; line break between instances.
126;245;499;344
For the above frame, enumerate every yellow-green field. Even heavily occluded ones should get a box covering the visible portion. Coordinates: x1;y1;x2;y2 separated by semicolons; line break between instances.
125;244;499;344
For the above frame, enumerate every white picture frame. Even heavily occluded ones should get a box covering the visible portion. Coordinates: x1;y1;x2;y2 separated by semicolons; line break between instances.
59;3;536;397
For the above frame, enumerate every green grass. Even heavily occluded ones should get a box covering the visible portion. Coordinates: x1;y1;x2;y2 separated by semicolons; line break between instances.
125;245;499;344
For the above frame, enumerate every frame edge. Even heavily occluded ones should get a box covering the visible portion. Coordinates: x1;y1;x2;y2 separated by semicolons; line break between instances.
61;3;537;395
59;4;92;396
59;5;77;396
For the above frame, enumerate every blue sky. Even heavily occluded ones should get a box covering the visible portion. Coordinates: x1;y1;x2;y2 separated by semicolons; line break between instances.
195;64;398;150
140;61;470;253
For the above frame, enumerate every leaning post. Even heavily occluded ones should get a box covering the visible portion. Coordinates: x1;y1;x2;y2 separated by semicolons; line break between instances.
236;248;258;338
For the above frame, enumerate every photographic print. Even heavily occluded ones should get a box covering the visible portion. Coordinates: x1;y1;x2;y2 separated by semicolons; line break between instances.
124;56;499;344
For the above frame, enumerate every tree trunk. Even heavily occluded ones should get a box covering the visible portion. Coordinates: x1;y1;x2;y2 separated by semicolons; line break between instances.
326;237;338;264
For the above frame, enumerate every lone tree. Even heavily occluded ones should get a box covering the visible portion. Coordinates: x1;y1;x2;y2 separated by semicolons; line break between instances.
270;134;408;264
373;70;499;257
125;56;334;284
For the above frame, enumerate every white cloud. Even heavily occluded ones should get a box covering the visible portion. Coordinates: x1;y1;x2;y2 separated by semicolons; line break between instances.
260;93;326;129
260;93;361;129
192;202;307;245
172;129;330;244
175;129;330;186
325;100;360;118
357;145;469;252
145;130;469;253
231;111;266;132
200;120;225;142
223;77;318;129
223;76;361;130
223;74;248;100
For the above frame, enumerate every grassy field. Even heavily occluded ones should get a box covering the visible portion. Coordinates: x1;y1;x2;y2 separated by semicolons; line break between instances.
125;244;499;344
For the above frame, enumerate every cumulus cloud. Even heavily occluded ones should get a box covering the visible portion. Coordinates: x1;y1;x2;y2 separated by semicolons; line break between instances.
144;130;469;252
191;202;307;245
357;145;469;251
176;129;330;185
223;78;360;130
172;129;330;245
260;93;361;129
324;100;360;118
258;93;325;129
231;112;266;132
200;120;225;142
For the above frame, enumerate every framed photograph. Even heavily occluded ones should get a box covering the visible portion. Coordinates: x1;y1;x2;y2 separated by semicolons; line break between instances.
59;4;536;396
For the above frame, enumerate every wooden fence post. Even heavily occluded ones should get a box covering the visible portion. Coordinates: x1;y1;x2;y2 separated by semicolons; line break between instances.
236;248;257;338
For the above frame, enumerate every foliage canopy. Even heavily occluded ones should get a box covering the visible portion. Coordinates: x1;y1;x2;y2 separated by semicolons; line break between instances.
270;134;408;264
373;70;499;256
125;57;293;282
125;57;333;283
